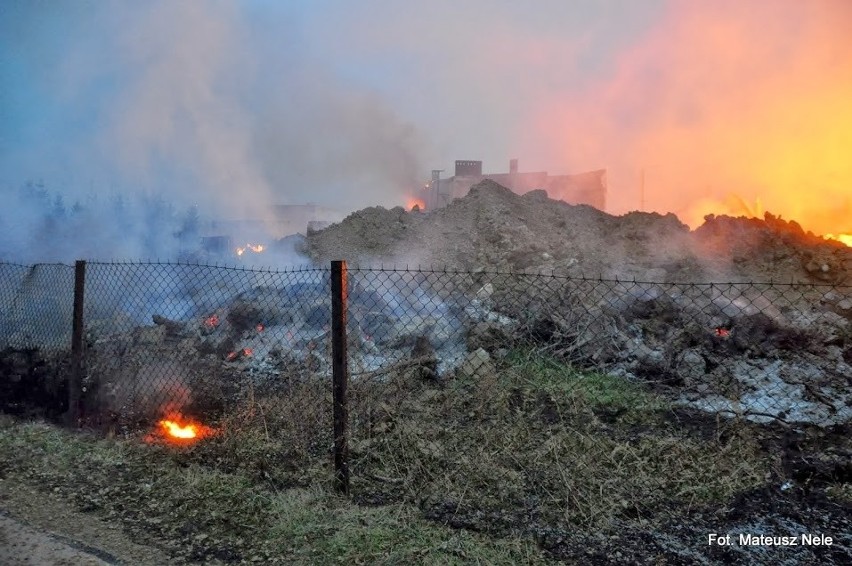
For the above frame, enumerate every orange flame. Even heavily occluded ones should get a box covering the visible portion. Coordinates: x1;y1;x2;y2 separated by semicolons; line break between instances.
528;2;852;238
236;243;265;256
225;348;253;361
825;234;852;247
161;419;198;439
406;197;425;211
203;314;219;328
680;195;852;246
155;416;214;443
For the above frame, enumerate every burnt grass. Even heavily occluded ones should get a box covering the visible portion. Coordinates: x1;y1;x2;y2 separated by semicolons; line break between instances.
1;348;851;563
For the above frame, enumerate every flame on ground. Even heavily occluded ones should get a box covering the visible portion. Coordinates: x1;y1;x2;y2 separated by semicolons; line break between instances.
406;197;425;211
236;243;265;256
161;419;198;439
151;415;214;444
225;347;253;361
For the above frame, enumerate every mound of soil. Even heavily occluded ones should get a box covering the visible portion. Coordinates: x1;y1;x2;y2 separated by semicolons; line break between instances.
306;180;852;284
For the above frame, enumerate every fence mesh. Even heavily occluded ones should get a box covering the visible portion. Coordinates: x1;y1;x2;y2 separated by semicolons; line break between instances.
1;260;850;536
79;262;332;429
0;262;75;351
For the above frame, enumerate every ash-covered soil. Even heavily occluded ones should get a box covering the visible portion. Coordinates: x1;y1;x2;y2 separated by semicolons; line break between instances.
305;180;852;284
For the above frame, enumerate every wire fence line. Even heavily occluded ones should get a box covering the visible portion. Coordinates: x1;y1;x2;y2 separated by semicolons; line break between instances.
1;260;851;490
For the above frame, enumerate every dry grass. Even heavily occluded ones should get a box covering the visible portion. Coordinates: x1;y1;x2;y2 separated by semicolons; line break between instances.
0;351;779;561
0;414;546;564
344;353;770;531
180;351;773;534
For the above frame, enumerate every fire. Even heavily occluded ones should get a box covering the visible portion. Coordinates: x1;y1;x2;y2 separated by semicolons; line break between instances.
825;234;852;247
715;328;731;338
161;419;198;439
530;2;852;239
236;243;265;256
152;415;214;444
684;196;852;246
406;197;425;211
225;347;253;361
682;195;765;228
203;314;220;328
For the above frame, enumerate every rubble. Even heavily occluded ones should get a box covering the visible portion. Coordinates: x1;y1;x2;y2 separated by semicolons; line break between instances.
300;180;852;426
2;180;850;430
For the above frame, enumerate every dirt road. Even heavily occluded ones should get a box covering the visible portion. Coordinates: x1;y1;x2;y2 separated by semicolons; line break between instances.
0;478;172;566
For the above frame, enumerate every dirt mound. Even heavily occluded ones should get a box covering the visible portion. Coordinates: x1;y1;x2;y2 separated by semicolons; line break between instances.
694;213;852;284
308;180;694;280
304;205;421;265
306;180;851;284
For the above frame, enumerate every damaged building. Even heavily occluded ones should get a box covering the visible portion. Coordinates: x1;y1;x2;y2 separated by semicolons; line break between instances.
423;159;607;211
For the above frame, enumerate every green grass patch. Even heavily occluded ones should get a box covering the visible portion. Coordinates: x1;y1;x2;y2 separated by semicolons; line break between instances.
502;348;667;420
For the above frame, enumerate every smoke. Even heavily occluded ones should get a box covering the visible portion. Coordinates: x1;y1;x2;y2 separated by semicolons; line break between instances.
310;0;851;233
520;0;852;232
3;0;851;266
0;183;201;263
1;0;429;263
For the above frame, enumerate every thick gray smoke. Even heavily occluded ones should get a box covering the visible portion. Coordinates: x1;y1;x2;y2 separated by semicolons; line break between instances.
0;184;198;263
5;0;849;266
0;1;428;262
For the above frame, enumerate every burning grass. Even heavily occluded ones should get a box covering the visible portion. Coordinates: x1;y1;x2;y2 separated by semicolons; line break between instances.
175;353;775;539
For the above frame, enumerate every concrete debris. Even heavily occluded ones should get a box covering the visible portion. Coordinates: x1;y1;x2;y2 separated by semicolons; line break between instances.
456;348;495;380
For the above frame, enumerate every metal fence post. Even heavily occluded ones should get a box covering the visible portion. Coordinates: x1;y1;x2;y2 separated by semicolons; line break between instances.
68;260;86;427
330;260;350;495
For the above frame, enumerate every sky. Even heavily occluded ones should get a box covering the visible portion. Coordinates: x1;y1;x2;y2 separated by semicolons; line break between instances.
1;0;851;254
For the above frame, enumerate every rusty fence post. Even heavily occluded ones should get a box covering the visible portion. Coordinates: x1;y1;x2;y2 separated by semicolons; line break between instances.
67;260;86;427
330;260;350;495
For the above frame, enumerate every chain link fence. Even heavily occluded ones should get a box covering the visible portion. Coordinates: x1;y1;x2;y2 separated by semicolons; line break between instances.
1;260;850;538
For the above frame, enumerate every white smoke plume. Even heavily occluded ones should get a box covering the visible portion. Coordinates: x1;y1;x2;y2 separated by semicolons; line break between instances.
0;1;429;263
3;0;851;266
